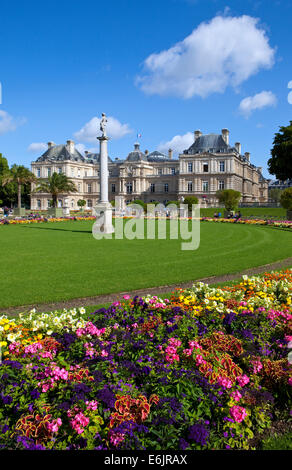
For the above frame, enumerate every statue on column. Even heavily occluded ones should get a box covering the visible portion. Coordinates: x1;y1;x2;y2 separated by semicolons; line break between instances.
100;113;107;137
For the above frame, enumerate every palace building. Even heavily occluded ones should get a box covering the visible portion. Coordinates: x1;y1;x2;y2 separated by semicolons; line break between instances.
30;129;269;210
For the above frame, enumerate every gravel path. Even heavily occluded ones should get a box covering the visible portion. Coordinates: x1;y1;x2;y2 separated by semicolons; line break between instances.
1;257;292;317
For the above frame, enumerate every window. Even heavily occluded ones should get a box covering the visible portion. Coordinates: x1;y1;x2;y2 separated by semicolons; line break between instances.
71;167;74;177
47;167;51;177
171;168;176;175
219;161;225;172
164;183;169;193
202;181;209;192
111;183;116;193
219;180;225;190
78;168;81;177
203;163;209;173
126;182;133;194
47;199;51;208
71;200;74;208
37;168;41;177
158;168;163;176
58;199;62;207
58;167;62;174
37;199;41;209
150;183;155;193
78;183;81;192
188;162;193;173
187;181;193;192
85;171;88;177
87;200;93;208
87;184;92;193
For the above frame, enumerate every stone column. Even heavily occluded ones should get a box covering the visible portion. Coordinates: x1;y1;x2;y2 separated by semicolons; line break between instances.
93;134;114;235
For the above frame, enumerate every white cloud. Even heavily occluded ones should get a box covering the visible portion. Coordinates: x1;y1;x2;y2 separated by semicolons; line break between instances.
239;90;277;117
136;15;275;99
27;142;47;153
0;110;25;135
74;115;132;143
157;132;194;155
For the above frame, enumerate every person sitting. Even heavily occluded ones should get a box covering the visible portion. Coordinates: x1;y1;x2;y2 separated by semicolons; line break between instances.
213;212;218;218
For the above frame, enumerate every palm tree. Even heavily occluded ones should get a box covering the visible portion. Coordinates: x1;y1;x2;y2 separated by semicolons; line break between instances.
35;172;77;207
2;165;36;209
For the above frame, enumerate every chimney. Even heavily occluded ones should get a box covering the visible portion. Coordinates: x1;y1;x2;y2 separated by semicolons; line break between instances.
134;142;140;151
47;141;55;149
84;150;89;156
66;140;75;154
194;130;202;141
235;142;241;154
144;149;149;156
245;152;250;162
222;129;230;145
168;148;173;159
258;167;263;174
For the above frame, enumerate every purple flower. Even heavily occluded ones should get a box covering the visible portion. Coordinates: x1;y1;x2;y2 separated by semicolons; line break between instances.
188;422;209;446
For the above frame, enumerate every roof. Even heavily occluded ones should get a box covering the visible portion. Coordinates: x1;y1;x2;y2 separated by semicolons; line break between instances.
126;143;148;162
147;150;172;162
36;145;86;163
85;152;112;164
184;134;233;155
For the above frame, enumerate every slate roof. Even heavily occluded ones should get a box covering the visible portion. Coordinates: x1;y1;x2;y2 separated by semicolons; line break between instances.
147;150;172;162
35;145;86;163
184;134;234;155
85;153;112;164
126;143;148;162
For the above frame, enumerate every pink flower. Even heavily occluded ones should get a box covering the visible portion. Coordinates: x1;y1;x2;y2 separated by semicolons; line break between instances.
229;405;247;423
123;295;131;300
231;391;242;402
183;348;193;356
217;376;233;389
250;360;263;374
195;355;206;366
236;375;250;387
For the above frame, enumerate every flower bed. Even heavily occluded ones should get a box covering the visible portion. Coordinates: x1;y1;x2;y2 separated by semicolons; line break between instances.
1;215;292;229
0;270;291;450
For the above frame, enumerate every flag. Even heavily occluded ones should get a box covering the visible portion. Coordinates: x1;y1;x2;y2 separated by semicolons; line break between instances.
137;133;142;139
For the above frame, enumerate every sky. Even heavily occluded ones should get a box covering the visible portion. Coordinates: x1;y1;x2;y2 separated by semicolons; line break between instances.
0;0;292;178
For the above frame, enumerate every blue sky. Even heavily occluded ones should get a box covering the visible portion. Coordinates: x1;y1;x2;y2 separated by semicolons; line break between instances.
0;0;291;178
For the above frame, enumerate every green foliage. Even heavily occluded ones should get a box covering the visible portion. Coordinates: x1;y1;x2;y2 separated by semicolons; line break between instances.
262;432;292;450
268;121;292;180
35;172;78;207
216;189;241;212
184;196;199;212
269;188;283;204
280;187;292;210
77;199;86;209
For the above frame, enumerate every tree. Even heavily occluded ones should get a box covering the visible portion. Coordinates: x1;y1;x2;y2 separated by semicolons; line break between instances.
2;165;36;209
280;187;292;211
77;199;86;211
269;188;283;204
268;121;292;180
216;189;241;212
184;196;199;212
35;172;77;207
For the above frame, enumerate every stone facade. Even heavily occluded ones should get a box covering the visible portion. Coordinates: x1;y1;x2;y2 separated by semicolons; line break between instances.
30;130;269;210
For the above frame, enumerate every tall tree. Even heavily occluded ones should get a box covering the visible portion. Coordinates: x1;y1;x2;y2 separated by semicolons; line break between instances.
2;165;36;209
268;121;292;180
35;172;77;207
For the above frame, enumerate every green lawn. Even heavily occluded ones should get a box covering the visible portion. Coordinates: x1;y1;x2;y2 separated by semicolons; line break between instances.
0;220;291;309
